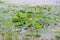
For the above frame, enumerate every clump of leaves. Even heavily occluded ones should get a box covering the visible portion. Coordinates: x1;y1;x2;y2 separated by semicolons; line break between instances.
0;3;60;34
11;5;60;29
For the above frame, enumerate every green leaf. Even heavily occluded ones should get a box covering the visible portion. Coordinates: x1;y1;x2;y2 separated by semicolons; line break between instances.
47;7;52;11
33;22;42;28
16;12;20;17
5;23;12;28
34;15;41;18
20;10;25;13
15;22;21;26
26;19;32;24
12;18;19;22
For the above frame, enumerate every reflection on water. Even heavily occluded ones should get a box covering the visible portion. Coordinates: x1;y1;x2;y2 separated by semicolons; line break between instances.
2;0;60;5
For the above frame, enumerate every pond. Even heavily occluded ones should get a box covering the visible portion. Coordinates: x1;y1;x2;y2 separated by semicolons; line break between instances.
0;0;60;40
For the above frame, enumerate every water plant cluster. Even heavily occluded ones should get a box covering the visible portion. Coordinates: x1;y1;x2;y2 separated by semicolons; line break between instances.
0;2;60;35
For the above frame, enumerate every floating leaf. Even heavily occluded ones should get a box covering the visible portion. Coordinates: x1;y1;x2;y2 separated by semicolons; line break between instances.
12;18;19;22
15;22;21;26
5;23;12;28
26;19;32;24
33;22;42;28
